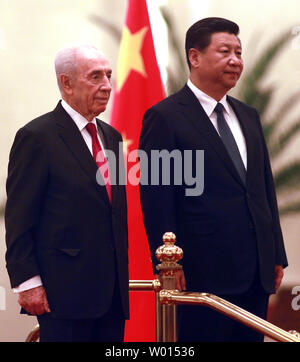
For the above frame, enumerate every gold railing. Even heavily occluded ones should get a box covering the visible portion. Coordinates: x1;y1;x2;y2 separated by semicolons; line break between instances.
159;290;300;342
26;232;300;342
155;232;300;342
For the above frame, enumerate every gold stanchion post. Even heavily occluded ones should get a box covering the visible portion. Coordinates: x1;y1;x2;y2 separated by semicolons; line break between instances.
155;232;183;342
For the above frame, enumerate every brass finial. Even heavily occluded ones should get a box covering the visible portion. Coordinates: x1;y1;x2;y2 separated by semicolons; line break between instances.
155;232;183;290
156;232;183;266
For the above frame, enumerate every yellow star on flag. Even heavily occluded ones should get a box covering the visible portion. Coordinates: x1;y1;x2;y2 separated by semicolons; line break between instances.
116;26;148;92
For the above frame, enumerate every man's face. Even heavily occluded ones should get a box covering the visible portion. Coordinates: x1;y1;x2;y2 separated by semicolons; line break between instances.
69;50;112;121
190;32;243;97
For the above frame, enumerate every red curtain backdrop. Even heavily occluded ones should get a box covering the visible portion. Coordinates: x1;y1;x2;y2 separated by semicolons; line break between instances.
110;0;165;341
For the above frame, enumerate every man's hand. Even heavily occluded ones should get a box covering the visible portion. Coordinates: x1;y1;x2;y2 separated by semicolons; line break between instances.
18;286;51;315
274;265;284;291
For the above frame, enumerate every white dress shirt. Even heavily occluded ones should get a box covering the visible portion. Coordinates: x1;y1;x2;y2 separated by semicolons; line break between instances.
61;100;107;155
13;100;105;293
187;79;247;169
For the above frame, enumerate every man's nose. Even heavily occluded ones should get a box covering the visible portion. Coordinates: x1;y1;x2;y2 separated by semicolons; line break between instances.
229;53;242;65
101;76;112;91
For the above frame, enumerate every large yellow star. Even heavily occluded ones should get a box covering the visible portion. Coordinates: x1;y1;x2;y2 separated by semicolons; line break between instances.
116;26;148;91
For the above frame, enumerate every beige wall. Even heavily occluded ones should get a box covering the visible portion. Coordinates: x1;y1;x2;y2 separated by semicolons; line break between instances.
0;0;299;341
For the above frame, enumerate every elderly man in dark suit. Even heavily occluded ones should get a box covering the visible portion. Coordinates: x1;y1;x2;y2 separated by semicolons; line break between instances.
5;44;129;342
139;17;288;342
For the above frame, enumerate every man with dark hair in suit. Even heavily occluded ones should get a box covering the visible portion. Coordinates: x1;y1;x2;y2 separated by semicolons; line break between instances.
139;17;288;342
5;44;129;342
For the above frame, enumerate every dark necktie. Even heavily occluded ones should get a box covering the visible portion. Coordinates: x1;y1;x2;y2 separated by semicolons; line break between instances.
85;122;112;202
214;103;246;184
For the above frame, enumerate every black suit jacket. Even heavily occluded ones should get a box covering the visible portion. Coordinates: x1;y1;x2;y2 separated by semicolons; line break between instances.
5;102;129;319
139;85;288;295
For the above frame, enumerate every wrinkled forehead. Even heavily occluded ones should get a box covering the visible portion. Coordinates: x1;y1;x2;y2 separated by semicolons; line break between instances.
75;48;111;72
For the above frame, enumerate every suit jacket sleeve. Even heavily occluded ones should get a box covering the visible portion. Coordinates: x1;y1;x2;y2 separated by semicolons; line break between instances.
5;127;48;288
254;109;288;267
139;107;179;273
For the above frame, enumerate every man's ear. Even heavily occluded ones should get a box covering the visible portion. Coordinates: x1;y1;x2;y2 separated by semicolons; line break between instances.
188;48;202;69
60;74;73;95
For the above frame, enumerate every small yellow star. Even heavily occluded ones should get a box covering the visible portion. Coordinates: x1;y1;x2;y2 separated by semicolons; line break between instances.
116;26;148;91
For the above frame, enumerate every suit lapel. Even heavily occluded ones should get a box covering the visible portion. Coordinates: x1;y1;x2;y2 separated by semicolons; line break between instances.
176;85;246;188
53;102;111;206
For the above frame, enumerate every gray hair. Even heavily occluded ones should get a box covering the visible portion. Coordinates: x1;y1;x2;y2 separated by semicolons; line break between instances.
54;44;100;93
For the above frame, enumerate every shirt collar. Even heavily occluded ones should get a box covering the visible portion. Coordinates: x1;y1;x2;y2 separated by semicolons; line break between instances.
61;99;97;131
187;79;230;117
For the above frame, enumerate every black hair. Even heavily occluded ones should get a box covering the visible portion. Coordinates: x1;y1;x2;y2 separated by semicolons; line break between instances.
185;17;240;69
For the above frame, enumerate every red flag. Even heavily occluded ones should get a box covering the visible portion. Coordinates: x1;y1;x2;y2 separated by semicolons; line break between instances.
110;0;165;341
